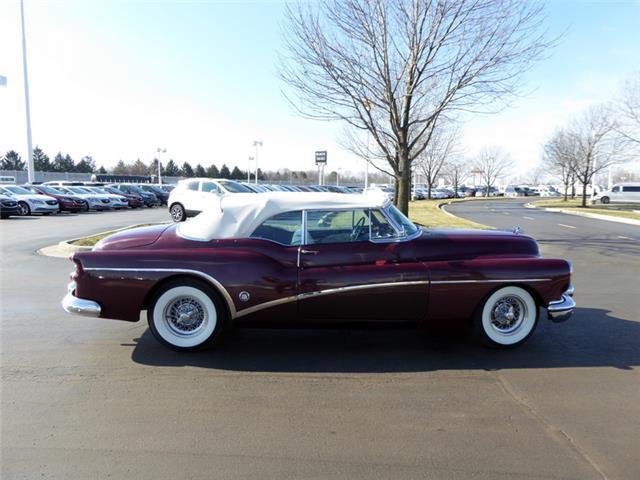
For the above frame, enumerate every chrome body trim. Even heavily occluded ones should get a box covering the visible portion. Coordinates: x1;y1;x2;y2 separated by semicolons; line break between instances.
83;268;238;318
61;282;101;318
431;278;550;284
296;281;430;301
547;285;575;323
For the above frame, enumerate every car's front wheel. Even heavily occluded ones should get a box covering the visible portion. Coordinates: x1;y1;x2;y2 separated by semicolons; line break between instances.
17;201;30;216
474;286;538;348
169;203;186;222
600;196;610;204
148;279;225;351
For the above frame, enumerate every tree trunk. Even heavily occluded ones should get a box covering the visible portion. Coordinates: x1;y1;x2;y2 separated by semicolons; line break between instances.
581;181;588;207
395;151;411;214
427;182;432;200
563;183;568;201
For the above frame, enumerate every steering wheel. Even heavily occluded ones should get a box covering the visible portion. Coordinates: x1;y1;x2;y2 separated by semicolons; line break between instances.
350;216;367;241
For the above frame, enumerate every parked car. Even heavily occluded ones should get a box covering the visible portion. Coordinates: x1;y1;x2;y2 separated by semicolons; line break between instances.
107;184;160;207
56;186;113;211
0;185;59;216
539;185;561;197
83;187;130;209
102;186;144;208
25;185;86;212
596;183;640;204
137;184;170;205
168;178;254;222
0;193;20;218
62;191;574;351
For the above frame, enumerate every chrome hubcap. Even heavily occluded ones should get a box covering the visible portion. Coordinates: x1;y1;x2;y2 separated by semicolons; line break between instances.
491;295;526;334
163;296;206;336
171;206;183;220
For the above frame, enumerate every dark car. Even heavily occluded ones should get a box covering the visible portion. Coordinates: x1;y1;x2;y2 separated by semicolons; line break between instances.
26;185;86;213
108;184;160;207
62;192;574;352
137;184;169;205
102;187;144;208
0;193;20;219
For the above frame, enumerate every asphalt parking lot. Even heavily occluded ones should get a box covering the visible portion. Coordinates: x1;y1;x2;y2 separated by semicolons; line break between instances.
2;201;639;479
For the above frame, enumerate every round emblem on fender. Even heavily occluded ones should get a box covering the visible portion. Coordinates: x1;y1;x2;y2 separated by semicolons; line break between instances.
239;291;251;302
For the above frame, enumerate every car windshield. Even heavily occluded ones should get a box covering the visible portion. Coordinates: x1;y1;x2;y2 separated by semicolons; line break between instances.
90;188;109;194
218;180;253;193
68;187;89;194
385;204;419;236
39;186;64;195
125;185;144;194
4;186;31;195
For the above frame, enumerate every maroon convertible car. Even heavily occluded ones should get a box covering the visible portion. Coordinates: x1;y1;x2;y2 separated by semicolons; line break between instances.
62;192;574;351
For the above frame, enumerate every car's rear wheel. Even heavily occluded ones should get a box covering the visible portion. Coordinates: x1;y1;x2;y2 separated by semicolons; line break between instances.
170;203;186;222
474;286;538;348
148;280;225;351
17;201;30;216
600;196;610;204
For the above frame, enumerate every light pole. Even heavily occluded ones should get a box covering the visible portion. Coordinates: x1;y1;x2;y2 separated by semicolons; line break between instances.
247;156;254;182
252;140;263;184
156;148;166;183
20;0;34;183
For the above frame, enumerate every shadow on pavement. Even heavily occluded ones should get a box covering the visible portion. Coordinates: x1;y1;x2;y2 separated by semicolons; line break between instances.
130;307;640;373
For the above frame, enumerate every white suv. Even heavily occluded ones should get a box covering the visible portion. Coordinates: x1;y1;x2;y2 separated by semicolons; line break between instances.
597;183;640;204
168;178;254;222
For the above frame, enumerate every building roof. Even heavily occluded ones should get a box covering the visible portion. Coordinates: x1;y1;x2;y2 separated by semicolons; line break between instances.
177;191;391;241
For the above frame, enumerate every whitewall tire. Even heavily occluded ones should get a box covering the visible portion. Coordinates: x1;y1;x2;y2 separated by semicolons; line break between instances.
148;280;224;351
475;286;538;348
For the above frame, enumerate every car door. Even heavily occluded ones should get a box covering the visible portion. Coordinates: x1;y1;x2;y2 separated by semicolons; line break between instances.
297;208;429;323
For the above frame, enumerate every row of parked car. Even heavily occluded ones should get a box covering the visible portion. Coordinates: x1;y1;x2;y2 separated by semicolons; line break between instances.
0;181;174;219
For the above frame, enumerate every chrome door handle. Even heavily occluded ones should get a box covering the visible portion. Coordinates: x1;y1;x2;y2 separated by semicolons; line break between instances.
300;249;319;255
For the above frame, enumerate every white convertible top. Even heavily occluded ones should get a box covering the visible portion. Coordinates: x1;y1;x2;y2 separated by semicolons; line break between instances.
177;191;391;241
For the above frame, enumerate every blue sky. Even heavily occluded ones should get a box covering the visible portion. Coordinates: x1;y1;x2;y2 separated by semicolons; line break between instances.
0;0;638;178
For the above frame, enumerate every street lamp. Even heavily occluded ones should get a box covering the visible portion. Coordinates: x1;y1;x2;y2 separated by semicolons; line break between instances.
252;140;263;184
156;148;166;184
247;156;254;182
20;0;34;183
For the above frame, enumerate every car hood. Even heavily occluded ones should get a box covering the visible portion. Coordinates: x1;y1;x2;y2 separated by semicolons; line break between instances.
93;224;173;251
413;227;539;260
11;193;55;202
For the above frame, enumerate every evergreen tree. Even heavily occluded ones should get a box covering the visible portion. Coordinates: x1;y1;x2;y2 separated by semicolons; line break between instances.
52;153;75;172
33;147;52;171
164;159;180;176
0;150;26;170
75;155;96;173
257;168;266;180
230;166;244;179
148;158;165;176
181;161;195;177
130;158;148;175
206;164;220;178
194;163;206;177
219;164;231;178
112;160;129;175
98;165;108;174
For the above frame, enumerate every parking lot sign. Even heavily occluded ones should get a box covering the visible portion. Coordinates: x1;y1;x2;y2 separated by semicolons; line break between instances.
315;151;327;165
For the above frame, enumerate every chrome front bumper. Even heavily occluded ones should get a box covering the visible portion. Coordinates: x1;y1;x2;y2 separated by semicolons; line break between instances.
547;285;575;323
61;282;101;318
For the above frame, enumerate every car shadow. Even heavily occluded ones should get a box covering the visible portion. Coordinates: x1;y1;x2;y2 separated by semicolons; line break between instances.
130;307;640;373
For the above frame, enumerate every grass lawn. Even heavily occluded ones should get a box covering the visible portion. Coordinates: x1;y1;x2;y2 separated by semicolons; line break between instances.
531;198;640;222
409;199;488;229
69;224;158;246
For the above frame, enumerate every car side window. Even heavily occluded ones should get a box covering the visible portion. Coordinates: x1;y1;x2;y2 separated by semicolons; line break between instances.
250;211;303;246
202;182;222;194
623;186;640;192
185;181;199;192
370;210;401;240
305;209;370;244
612;186;621;193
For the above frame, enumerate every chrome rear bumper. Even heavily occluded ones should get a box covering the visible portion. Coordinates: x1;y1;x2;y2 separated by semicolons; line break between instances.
61;282;101;318
547;285;575;323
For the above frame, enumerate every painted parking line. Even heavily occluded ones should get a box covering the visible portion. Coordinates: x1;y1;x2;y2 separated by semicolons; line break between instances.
558;223;576;229
523;216;535;220
617;235;632;240
502;212;510;215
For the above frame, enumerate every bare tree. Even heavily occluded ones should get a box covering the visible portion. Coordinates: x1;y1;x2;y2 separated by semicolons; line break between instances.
416;123;458;199
568;106;623;207
280;0;553;214
615;74;640;147
474;147;512;195
543;128;577;201
443;158;468;198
